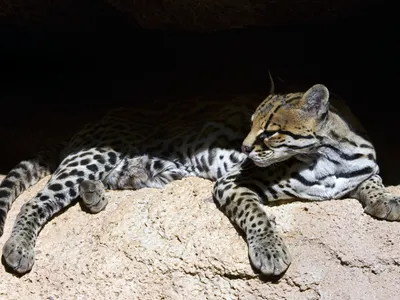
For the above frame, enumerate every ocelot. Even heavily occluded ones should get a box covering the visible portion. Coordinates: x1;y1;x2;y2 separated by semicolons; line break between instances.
0;80;398;276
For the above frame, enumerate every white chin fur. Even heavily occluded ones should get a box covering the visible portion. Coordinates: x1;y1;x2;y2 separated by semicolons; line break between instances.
248;153;272;167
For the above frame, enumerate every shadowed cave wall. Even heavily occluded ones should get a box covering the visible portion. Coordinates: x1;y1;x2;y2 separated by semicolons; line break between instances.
0;0;398;184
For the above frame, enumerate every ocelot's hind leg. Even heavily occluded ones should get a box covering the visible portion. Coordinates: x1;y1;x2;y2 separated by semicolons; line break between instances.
79;155;189;214
213;170;291;277
79;180;108;213
351;174;400;221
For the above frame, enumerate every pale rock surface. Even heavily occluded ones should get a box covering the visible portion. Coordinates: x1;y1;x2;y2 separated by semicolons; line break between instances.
0;174;399;300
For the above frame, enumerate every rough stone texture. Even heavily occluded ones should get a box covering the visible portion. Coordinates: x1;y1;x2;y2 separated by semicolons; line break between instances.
0;0;75;24
106;0;363;31
0;174;399;299
0;0;365;31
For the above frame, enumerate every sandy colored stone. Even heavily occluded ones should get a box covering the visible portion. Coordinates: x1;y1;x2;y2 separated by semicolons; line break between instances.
0;174;399;300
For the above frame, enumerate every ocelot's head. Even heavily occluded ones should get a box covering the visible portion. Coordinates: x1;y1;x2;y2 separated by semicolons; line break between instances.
242;84;330;167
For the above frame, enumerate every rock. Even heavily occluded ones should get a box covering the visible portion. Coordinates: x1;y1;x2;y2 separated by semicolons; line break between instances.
0;0;74;24
106;0;365;32
0;174;399;299
0;0;366;31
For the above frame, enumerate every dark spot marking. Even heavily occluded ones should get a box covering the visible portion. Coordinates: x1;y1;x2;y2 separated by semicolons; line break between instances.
0;190;11;198
48;184;63;192
94;155;106;164
54;193;65;200
108;152;117;165
69;189;77;197
79;151;94;157
80;159;90;165
229;153;239;163
8;171;21;179
1;180;14;189
217;168;222;178
57;173;69;180
67;162;79;168
153;160;164;170
65;181;74;187
87;164;98;172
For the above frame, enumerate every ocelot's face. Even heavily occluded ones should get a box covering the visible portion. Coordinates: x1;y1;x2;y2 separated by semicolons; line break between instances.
242;85;330;167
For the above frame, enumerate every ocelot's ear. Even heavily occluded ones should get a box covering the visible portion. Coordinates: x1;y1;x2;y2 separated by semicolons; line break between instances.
301;84;330;117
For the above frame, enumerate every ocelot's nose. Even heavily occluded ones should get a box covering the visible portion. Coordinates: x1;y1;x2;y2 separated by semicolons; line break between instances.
241;144;254;155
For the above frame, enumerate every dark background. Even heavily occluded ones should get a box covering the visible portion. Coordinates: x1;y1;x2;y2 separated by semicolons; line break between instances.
0;1;399;183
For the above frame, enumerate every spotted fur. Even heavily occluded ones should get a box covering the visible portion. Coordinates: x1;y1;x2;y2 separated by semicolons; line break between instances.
0;84;398;276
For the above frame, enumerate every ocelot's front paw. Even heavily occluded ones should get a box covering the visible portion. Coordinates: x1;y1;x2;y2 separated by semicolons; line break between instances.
2;235;35;274
247;230;291;276
364;193;400;221
79;180;108;213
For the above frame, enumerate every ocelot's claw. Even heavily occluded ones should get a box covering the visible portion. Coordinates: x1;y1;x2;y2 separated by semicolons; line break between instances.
247;230;291;276
364;193;400;221
2;234;35;274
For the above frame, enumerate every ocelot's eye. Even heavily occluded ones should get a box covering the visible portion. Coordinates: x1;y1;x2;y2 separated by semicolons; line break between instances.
259;131;278;140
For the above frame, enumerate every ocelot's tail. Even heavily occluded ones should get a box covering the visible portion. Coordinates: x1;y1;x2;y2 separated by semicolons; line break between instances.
0;142;66;236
